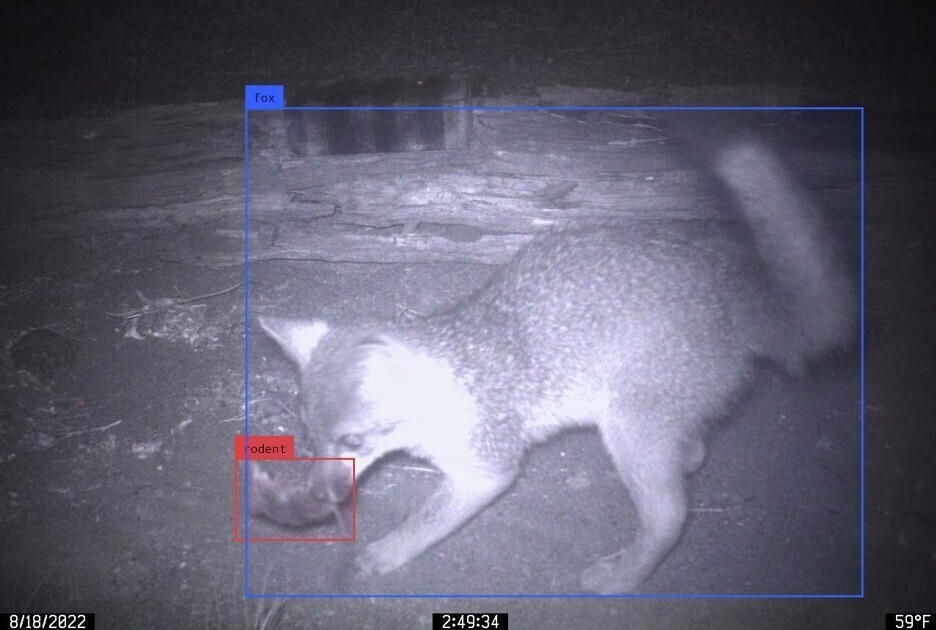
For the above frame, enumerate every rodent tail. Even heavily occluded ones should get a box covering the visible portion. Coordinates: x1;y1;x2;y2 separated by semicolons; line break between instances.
714;141;855;368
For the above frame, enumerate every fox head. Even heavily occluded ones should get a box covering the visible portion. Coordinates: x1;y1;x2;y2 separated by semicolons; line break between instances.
258;316;460;500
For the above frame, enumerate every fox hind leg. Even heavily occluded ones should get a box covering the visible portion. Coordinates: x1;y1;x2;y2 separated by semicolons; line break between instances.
583;415;691;594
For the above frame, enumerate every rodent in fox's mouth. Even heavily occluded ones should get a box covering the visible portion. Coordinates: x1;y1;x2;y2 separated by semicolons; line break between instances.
247;460;349;530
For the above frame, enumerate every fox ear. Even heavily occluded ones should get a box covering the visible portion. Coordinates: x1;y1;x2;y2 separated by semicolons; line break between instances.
257;316;329;370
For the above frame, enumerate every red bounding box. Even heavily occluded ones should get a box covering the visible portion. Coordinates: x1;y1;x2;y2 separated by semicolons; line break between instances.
233;437;356;543
235;434;294;460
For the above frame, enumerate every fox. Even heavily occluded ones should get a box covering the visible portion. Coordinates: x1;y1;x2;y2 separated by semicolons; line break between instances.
255;137;854;593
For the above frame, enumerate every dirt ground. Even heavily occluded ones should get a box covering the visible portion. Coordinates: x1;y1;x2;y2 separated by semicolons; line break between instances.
1;3;935;630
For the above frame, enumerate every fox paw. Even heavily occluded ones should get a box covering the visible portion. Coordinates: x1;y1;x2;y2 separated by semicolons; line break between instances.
355;539;411;576
580;554;643;594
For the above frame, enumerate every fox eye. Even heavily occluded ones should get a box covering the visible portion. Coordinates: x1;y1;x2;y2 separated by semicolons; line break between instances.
337;433;363;449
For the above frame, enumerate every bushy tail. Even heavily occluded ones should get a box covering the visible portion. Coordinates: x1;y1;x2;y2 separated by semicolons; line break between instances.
714;141;855;368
